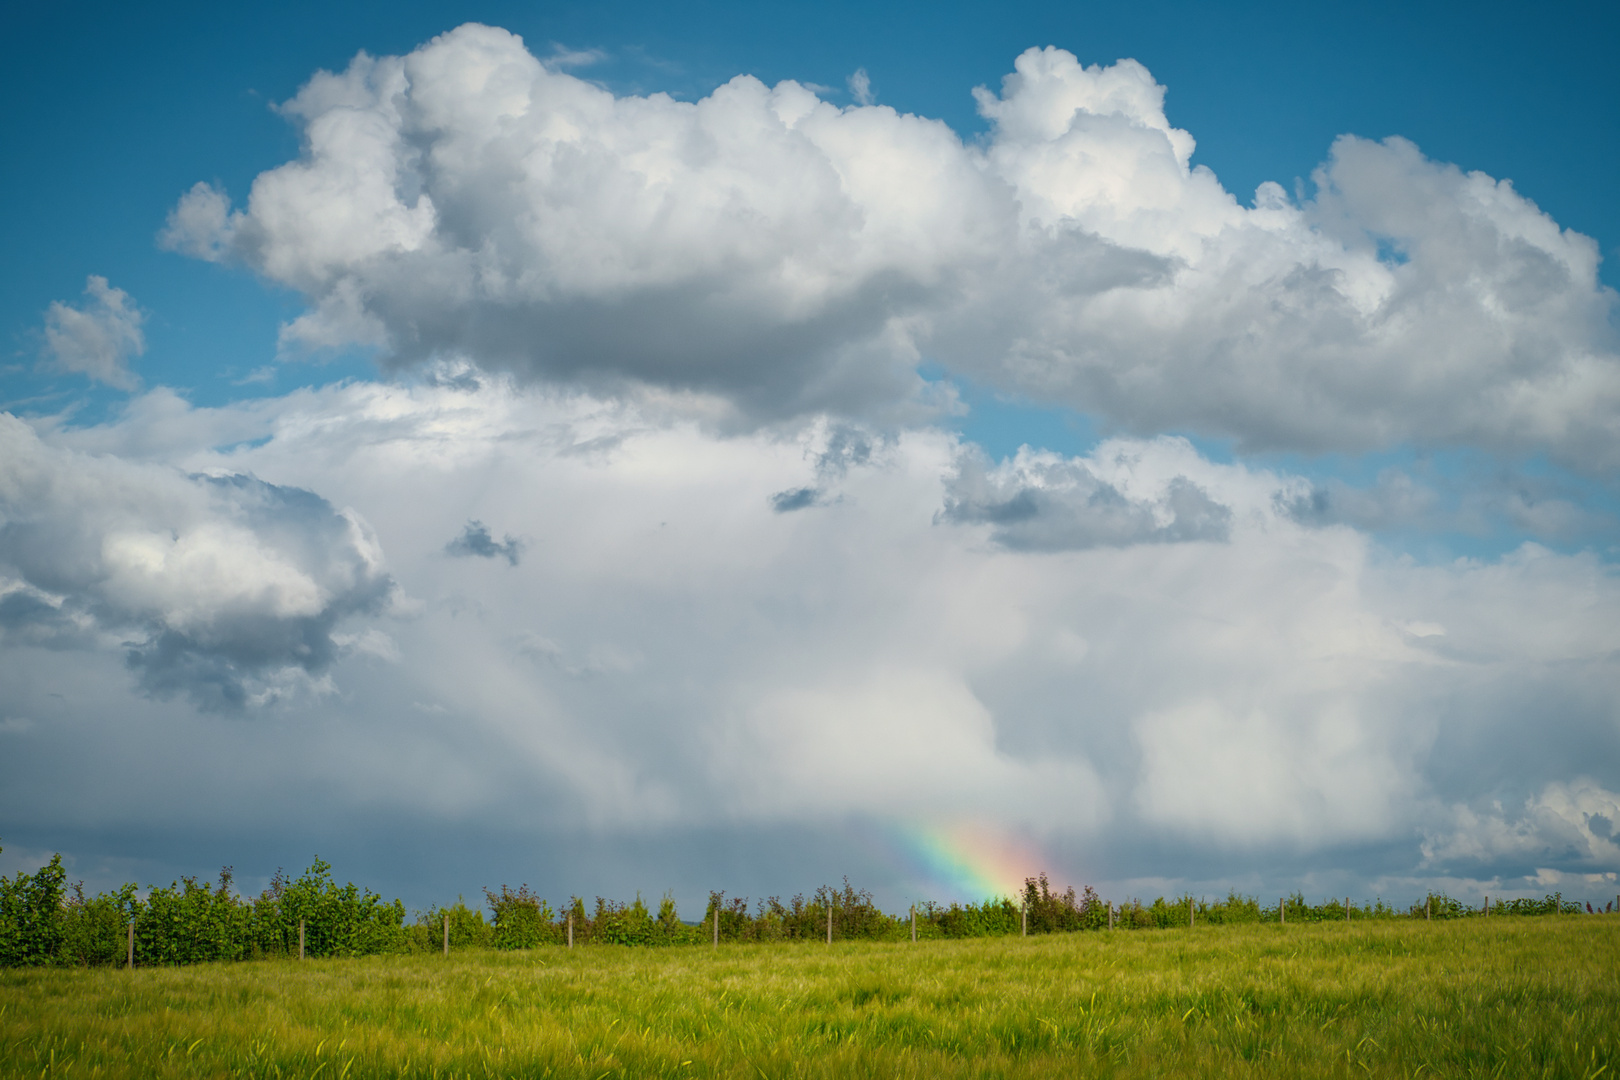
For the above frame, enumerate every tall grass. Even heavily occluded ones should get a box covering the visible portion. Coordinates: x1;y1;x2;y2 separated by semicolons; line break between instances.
2;917;1615;1078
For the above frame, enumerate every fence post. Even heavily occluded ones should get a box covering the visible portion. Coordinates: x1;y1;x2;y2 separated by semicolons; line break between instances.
713;907;719;948
443;913;449;956
127;920;134;969
911;905;916;943
1484;895;1489;919
299;919;305;960
1345;897;1350;922
826;901;832;945
1021;902;1027;937
1279;898;1285;925
1109;903;1115;931
567;912;573;949
1188;897;1194;928
1426;897;1430;921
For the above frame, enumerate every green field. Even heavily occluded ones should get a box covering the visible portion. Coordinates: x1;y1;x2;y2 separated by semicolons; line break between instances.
3;918;1616;1079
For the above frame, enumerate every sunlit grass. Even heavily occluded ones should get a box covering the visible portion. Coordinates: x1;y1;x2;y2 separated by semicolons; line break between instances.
3;917;1616;1078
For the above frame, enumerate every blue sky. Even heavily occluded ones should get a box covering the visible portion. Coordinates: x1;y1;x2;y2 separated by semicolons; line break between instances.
2;0;1618;913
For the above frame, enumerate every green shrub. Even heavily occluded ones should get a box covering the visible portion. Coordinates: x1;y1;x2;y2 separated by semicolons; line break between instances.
253;859;406;959
918;896;1020;937
1021;874;1107;933
593;894;659;946
486;884;560;948
0;846;406;968
60;882;138;966
0;850;67;966
415;897;488;951
138;869;253;965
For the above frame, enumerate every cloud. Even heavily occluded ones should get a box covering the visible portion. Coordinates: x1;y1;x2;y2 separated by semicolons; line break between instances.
41;276;144;389
944;51;1620;463
445;520;523;565
8;381;1616;910
847;68;873;106
1422;779;1620;878
160;182;235;262
941;438;1240;550
767;422;875;511
769;486;821;513
163;28;1620;463
543;44;606;70
1280;462;1620;542
162;25;996;421
1279;470;1440;533
0;413;396;710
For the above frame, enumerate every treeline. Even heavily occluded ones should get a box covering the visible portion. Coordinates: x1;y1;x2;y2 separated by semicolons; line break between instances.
1;844;1610;968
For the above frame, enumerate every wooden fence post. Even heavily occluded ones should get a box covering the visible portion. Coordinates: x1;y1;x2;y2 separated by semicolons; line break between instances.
567;912;573;949
299;919;305;960
1344;897;1350;922
1484;896;1489;919
1426;897;1431;921
1188;897;1194;928
127;921;134;969
826;901;833;945
443;913;449;956
1109;903;1115;931
713;907;719;948
910;905;916;943
1279;898;1285;925
1021;903;1026;937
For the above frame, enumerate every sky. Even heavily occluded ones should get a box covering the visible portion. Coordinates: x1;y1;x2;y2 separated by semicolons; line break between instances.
2;0;1618;917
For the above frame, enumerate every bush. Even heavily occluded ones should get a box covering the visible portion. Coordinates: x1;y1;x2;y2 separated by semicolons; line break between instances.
1021;874;1107;933
1201;891;1264;924
594;894;659;946
918;897;1020;938
61;882;138;966
250;859;406;959
413;897;488;951
0;845;406;968
138;869;254;965
0;851;67;966
486;885;561;949
706;881;909;943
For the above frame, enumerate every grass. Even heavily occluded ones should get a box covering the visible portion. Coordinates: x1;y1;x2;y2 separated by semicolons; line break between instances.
3;918;1617;1079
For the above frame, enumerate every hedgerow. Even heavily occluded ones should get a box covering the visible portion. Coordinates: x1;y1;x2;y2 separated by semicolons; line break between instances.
0;840;1607;967
1;846;405;968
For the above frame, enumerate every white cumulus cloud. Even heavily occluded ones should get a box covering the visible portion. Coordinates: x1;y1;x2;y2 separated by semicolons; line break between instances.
1423;778;1620;877
940;436;1272;549
41;276;145;389
164;27;1620;464
0;413;396;710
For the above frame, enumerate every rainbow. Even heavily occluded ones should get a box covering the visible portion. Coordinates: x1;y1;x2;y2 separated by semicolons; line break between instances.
895;821;1045;902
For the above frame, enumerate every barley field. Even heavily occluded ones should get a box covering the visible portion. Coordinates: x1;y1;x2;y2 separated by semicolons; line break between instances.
3;917;1616;1079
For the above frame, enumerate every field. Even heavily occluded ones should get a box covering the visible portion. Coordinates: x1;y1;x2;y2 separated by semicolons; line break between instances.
3;917;1616;1079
